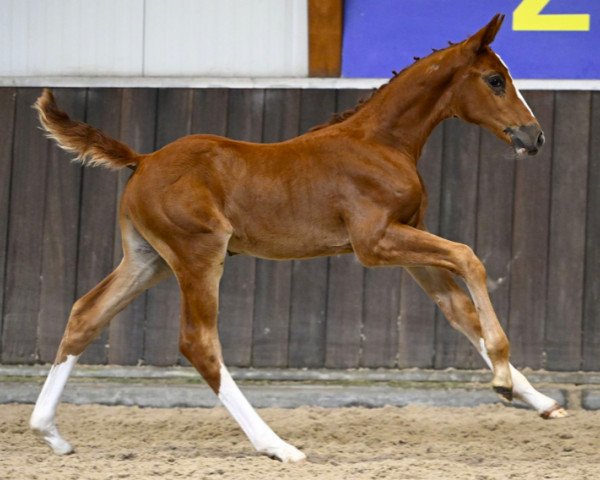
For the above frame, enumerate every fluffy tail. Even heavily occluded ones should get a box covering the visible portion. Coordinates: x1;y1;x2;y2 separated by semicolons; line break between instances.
34;88;142;169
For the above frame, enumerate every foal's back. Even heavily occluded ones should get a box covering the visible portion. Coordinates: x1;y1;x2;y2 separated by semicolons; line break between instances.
122;130;423;260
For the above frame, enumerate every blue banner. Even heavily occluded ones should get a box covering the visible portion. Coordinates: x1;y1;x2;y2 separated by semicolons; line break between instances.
342;0;599;79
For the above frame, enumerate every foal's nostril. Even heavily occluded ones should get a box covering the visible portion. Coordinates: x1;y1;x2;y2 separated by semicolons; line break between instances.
537;131;545;148
509;125;544;156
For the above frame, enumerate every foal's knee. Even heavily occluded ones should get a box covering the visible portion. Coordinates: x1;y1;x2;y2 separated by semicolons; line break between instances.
453;244;487;282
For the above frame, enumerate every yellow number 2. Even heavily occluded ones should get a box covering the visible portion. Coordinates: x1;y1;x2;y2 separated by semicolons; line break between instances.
513;0;590;31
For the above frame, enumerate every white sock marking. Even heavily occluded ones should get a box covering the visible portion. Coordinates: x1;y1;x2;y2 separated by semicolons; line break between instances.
478;339;557;413
30;354;79;454
217;364;305;462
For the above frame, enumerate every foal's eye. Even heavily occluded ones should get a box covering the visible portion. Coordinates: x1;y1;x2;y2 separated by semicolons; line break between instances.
486;74;505;93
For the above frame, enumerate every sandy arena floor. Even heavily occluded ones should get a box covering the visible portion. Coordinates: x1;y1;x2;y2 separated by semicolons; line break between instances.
0;403;598;480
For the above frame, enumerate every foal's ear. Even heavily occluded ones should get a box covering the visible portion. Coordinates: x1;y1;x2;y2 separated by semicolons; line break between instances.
465;14;505;54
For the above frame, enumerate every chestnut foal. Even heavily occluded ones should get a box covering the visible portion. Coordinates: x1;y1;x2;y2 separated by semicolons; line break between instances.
30;14;565;462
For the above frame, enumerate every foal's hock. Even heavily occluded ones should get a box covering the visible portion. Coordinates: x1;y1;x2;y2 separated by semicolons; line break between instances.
30;14;565;462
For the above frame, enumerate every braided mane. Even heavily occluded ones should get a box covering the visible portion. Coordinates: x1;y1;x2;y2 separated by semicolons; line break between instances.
309;73;401;132
310;42;457;132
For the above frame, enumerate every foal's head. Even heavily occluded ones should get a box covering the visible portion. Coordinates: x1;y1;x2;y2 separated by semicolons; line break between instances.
450;14;544;156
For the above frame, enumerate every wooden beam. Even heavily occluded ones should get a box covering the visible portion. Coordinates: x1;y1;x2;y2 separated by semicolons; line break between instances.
308;0;343;77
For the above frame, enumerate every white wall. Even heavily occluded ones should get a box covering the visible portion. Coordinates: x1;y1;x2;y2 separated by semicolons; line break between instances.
0;0;308;77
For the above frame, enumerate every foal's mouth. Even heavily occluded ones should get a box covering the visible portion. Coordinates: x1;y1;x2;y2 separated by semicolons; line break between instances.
504;125;545;157
511;136;534;157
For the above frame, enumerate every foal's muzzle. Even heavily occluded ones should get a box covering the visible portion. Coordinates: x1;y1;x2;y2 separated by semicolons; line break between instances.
505;124;545;156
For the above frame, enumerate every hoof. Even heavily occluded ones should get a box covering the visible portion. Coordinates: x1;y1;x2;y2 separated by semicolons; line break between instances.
541;404;568;420
31;423;74;455
493;385;513;402
259;442;306;463
49;437;75;455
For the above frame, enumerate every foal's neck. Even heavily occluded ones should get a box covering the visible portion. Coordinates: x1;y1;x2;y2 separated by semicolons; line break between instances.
348;49;462;161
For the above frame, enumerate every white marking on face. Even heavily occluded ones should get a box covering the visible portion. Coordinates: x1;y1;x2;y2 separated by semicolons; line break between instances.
218;364;305;462
495;53;534;116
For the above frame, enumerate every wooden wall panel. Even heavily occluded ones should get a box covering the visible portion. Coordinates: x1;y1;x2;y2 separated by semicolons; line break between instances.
508;91;554;368
188;88;230;367
435;120;481;369
37;89;85;363
192;89;230;135
324;90;366;368
325;249;364;367
396;124;444;368
76;89;122;364
0;88;16;359
361;266;401;367
252;89;301;368
545;92;591;371
143;89;194;366
476;130;515;334
108;89;159;365
218;89;265;367
583;92;600;370
288;89;336;368
2;89;49;363
193;88;220;369
0;87;598;372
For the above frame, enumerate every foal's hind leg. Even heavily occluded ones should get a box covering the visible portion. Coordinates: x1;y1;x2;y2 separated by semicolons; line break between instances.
30;221;171;454
406;266;567;418
169;236;305;462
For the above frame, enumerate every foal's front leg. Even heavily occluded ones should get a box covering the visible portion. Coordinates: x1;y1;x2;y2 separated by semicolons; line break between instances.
352;222;513;397
406;266;567;418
